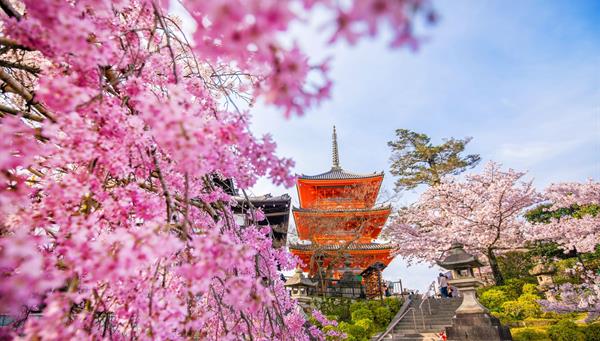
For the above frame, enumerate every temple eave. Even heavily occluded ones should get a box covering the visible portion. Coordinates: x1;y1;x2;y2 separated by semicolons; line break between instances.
289;243;397;251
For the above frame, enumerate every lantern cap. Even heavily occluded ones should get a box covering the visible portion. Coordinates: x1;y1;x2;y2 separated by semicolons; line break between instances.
529;263;556;276
437;242;483;270
284;268;317;287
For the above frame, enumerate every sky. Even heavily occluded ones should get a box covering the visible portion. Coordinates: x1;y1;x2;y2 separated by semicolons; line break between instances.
172;1;600;291
238;0;600;291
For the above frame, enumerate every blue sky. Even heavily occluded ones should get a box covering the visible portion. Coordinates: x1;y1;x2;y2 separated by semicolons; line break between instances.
245;0;600;291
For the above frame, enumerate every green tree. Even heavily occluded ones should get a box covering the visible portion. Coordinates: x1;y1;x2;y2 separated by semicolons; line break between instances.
388;129;480;191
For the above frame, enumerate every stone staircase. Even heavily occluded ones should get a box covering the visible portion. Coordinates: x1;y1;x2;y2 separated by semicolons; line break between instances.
377;296;463;341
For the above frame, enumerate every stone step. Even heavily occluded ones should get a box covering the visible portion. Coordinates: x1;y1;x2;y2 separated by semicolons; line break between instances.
393;316;454;325
394;323;452;331
390;333;440;341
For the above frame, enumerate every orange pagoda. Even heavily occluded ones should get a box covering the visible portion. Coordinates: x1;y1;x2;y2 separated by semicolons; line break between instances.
289;127;396;279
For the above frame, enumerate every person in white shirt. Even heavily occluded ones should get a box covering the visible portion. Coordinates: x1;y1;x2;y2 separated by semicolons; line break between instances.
438;273;449;298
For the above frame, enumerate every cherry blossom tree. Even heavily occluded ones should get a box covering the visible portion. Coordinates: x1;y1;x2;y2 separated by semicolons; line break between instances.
0;0;435;339
525;180;600;254
384;162;541;285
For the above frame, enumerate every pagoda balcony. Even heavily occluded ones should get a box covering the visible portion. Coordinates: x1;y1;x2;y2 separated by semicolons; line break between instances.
297;172;384;210
293;205;391;242
289;242;396;276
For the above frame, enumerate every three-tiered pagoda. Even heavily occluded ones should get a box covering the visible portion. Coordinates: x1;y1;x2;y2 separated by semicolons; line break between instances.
289;127;396;279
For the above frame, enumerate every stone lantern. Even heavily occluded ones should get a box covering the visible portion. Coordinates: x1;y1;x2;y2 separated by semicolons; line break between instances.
285;268;316;308
438;243;512;341
529;260;556;301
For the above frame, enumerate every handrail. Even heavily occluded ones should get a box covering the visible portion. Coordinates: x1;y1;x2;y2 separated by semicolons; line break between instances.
375;281;439;341
416;281;436;329
418;281;436;315
375;295;413;341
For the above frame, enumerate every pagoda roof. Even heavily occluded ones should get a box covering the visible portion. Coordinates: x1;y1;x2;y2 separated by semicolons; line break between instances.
293;204;391;214
298;168;384;181
298;126;383;181
289;242;396;251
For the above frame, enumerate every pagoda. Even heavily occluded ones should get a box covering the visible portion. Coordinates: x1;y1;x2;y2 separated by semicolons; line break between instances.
289;127;396;279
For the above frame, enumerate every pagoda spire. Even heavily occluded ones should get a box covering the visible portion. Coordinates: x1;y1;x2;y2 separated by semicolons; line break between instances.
332;125;341;170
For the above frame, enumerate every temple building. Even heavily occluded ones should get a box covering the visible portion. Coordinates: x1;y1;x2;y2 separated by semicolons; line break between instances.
214;176;291;249
289;127;396;282
233;194;291;249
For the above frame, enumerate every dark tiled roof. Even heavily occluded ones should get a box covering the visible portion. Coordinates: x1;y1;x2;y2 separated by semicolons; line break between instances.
298;167;384;180
293;204;391;214
289;242;396;251
234;193;291;203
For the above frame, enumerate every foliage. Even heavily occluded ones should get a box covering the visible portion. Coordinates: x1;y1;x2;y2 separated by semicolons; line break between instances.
512;327;550;341
351;308;374;322
320;297;401;340
316;297;354;322
513;321;600;341
480;287;514;313
479;281;542;321
387;129;480;190
502;293;543;321
373;306;393;327
498;251;537;280
385;162;541;285
383;297;402;315
525;203;599;224
0;0;435;339
582;323;600;341
349;301;368;314
354;318;374;334
339;322;369;341
547;320;585;341
527;241;574;261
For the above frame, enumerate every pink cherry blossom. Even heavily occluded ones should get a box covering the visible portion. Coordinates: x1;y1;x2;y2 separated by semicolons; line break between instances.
384;162;541;284
0;0;432;339
525;180;600;253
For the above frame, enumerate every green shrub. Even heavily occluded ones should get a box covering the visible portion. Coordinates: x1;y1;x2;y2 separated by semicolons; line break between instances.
480;288;513;312
339;321;369;341
522;283;539;295
354;318;374;334
512;327;550;341
502;298;541;320
351;308;374;322
582;323;600;341
498;251;536;281
366;300;381;312
547;320;584;341
349;301;368;314
383;297;402;315
373;306;392;327
316;297;352;322
492;311;512;325
523;318;558;327
503;278;532;298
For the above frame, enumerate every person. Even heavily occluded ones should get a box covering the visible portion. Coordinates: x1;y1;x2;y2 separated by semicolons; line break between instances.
385;281;392;297
438;273;449;298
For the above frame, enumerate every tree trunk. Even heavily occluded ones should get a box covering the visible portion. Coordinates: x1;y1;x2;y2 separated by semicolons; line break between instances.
487;249;504;286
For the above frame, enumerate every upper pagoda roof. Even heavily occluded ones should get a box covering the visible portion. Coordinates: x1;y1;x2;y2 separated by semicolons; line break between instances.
298;126;384;181
293;204;391;214
289;242;396;251
298;168;383;180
